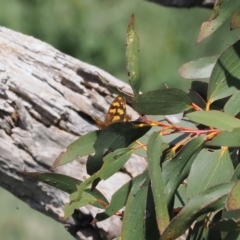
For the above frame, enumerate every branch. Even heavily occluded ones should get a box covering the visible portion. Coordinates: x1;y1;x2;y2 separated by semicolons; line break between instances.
0;27;146;240
146;0;215;8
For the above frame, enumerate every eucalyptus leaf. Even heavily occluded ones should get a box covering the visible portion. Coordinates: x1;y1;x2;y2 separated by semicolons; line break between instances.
87;122;151;175
186;110;240;131
187;149;234;199
161;182;235;240
231;9;240;30
207;40;240;103
96;170;149;221
121;177;150;240
162;136;204;205
70;148;132;204
226;181;240;211
206;128;240;147
22;172;108;213
197;1;240;43
132;88;192;115
51;130;100;170
126;14;141;95
179;56;218;80
147;132;169;234
224;91;240;116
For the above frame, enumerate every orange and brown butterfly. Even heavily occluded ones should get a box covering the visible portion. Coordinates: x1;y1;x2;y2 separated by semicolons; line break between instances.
95;95;131;129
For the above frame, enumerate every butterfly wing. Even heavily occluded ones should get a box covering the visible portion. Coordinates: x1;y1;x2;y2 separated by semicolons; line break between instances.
105;96;127;126
95;95;130;130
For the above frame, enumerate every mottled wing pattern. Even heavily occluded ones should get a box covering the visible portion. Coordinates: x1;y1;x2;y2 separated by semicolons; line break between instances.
96;96;130;129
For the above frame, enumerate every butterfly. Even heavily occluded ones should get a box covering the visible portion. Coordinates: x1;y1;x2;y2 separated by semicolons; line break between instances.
95;95;130;129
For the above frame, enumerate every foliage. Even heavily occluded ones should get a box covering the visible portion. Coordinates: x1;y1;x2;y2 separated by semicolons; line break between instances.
24;1;240;239
1;0;237;92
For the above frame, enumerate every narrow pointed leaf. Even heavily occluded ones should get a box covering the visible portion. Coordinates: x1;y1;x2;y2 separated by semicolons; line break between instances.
197;1;240;43
96;170;149;221
224;91;240;116
186;110;240;131
187;220;208;240
162;136;204;205
122;177;150;240
147;132;169;234
226;180;240;211
132;89;192;115
179;56;218;80
231;8;240;30
174;184;187;209
212;218;240;232
22;172;108;209
231;163;240;181
22;171;81;194
87;122;151;175
70;148;132;204
224;231;240;240
145;187;160;240
126;14;141;95
207;40;240;103
161;182;235;240
187;149;234;199
188;91;206;110
51;130;100;170
206;128;240;147
63;192;101;219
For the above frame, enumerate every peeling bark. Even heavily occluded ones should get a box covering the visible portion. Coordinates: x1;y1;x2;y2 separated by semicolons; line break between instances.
0;27;147;240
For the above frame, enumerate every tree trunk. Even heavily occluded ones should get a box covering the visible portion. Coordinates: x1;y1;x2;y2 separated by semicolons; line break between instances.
0;27;147;240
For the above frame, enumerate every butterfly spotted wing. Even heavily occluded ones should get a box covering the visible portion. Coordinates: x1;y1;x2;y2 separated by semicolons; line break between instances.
95;95;130;129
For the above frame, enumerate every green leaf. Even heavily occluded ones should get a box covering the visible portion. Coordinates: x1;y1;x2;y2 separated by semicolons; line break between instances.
126;14;141;95
174;184;187;209
96;170;149;222
161;182;235;240
145;187;160;240
179;56;218;80
162;136;204;205
211;218;240;233
22;172;81;194
186;110;240;131
206;128;240;147
231;9;240;30
207;40;240;103
224;91;240;116
147;132;169;234
197;1;240;43
226;181;240;211
188;91;206;110
132;88;192;115
187;149;234;199
217;209;240;239
231;163;240;181
51;130;100;170
121;176;150;240
21;172;108;210
87;122;151;175
187;220;209;240
63;192;101;219
70;148;132;204
224;231;240;240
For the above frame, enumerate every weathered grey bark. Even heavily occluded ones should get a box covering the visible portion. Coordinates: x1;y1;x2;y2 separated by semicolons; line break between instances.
0;27;147;240
147;0;215;8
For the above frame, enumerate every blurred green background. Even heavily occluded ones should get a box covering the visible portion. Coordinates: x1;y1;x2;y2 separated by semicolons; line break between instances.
0;0;239;239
